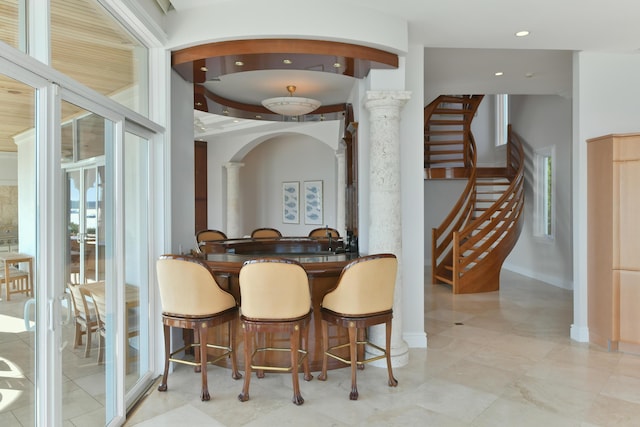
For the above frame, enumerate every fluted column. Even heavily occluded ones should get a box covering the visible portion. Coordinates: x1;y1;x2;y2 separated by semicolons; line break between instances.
364;90;411;367
224;162;244;238
335;147;346;237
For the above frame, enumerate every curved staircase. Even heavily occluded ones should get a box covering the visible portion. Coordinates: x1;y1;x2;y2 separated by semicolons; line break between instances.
425;95;525;294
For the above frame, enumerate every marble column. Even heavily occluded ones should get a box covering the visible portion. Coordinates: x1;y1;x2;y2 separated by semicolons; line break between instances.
335;146;346;237
364;90;411;367
224;162;244;238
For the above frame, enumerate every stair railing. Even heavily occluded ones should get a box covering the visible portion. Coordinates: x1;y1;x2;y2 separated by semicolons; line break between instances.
431;132;478;284
450;125;525;292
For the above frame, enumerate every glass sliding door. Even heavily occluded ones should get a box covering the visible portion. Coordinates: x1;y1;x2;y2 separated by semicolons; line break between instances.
60;102;115;425
122;129;150;400
0;72;36;427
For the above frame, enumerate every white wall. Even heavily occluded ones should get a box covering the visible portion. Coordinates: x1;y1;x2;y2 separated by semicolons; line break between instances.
170;70;195;254
506;95;573;289
240;134;337;237
571;52;640;342
0;152;18;185
164;0;407;53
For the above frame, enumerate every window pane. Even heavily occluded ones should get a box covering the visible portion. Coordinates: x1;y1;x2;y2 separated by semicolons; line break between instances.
51;0;148;116
0;0;23;50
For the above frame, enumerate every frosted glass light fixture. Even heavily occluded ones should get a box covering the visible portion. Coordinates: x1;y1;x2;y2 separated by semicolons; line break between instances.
262;85;321;116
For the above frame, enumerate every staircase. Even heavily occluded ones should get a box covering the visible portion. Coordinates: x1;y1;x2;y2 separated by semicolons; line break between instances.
426;95;525;294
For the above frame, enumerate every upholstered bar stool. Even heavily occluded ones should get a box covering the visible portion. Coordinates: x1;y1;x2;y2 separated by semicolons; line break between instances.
237;258;313;405
156;255;241;401
317;253;398;400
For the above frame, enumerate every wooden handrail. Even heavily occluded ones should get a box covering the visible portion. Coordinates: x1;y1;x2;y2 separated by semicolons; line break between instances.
430;114;526;294
450;125;525;292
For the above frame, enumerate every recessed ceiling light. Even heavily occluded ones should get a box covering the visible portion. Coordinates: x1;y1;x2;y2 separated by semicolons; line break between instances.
234;60;244;66
283;59;292;64
199;66;208;72
515;30;530;37
494;71;504;76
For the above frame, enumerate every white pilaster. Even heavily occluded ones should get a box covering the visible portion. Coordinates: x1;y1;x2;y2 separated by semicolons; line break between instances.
224;162;244;238
364;90;411;367
335;146;346;237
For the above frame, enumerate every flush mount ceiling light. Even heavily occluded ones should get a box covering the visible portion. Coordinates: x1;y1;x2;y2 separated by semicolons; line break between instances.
515;30;530;37
261;85;321;116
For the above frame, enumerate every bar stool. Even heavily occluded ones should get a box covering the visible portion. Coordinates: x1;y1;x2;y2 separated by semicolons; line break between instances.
237;257;313;405
317;253;398;400
156;255;241;401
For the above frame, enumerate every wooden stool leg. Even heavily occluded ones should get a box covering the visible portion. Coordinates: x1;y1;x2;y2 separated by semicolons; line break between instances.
229;317;242;380
302;320;313;382
199;323;210;401
238;325;252;402
194;327;201;373
385;319;398;387
158;323;170;392
317;319;329;381
290;326;304;405
348;325;358;400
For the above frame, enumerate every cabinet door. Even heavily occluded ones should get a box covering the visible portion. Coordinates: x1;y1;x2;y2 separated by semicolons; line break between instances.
619;270;640;344
617;159;640;270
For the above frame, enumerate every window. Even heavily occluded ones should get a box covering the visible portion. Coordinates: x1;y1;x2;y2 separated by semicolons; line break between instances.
534;146;555;239
495;94;509;146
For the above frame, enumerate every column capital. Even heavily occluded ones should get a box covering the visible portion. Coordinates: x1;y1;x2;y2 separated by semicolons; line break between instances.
224;162;245;169
364;90;411;111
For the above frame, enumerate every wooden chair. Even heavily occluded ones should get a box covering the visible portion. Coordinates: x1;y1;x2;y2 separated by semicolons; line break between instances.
156;255;241;401
67;283;98;357
317;253;398;400
237;258;313;405
81;283;139;373
195;229;228;254
308;227;340;238
0;254;33;301
250;227;282;238
82;287;107;365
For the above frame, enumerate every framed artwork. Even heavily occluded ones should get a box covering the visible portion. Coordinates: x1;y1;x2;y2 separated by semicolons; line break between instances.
282;181;299;223
304;180;323;225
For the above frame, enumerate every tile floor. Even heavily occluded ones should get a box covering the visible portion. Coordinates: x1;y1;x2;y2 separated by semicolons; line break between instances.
125;270;640;426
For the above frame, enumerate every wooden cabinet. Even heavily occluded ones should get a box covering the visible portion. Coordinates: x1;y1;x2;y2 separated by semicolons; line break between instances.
587;133;640;352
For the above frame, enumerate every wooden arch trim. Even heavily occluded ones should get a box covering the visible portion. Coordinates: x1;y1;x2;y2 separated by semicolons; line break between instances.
172;38;398;83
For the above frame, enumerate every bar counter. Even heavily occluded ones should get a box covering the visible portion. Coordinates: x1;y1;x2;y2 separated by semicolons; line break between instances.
200;237;359;371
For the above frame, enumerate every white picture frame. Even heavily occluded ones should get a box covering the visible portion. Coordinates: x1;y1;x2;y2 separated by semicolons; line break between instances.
304;180;323;225
282;181;299;223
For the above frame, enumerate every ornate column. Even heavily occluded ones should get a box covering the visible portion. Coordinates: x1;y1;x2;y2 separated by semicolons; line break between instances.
224;162;244;238
335;146;346;237
364;90;411;367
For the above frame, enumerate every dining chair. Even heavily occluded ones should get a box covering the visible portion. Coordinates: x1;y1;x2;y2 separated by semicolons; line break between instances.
237;258;313;405
156;255;241;401
67;283;99;358
308;227;340;238
195;229;228;254
250;227;282;238
81;283;139;373
317;253;398;400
